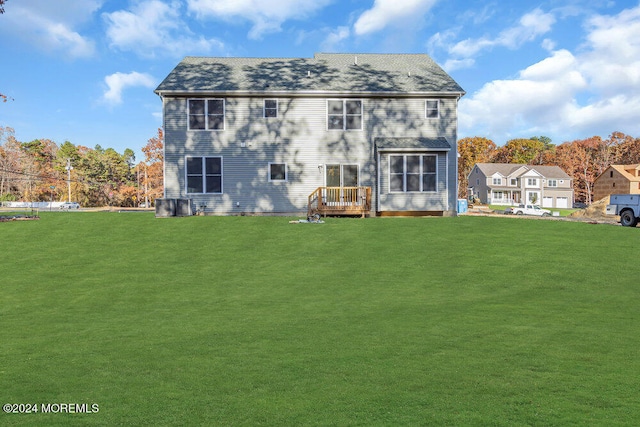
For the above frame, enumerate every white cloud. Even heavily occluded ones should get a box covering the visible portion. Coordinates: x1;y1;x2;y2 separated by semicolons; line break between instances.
104;0;224;58
443;58;475;72
353;0;438;36
187;0;333;39
450;8;555;58
321;26;350;51
459;49;587;141
102;72;156;106
566;95;640;132
459;5;640;143
579;5;640;96
0;0;99;58
541;38;556;51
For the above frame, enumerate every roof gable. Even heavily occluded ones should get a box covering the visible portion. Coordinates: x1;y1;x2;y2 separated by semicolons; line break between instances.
521;169;543;178
155;53;465;95
610;164;640;182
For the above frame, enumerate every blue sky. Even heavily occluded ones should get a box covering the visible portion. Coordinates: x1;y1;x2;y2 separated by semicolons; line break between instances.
1;0;639;162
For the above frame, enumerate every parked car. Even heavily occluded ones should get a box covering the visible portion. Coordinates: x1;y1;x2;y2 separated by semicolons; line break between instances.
511;204;551;216
59;202;80;210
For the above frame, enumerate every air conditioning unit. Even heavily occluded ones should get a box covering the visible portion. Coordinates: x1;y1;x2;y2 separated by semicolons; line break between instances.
155;198;176;217
176;199;193;216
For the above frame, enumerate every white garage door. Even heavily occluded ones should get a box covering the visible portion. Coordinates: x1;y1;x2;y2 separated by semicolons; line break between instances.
556;197;568;208
542;197;553;207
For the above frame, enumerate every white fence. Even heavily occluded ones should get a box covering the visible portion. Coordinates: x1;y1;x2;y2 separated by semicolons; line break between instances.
1;202;69;209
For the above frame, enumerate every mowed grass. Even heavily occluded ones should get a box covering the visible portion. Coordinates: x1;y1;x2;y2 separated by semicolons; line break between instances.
2;213;640;426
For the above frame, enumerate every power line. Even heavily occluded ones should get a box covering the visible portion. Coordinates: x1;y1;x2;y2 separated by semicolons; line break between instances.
0;167;136;186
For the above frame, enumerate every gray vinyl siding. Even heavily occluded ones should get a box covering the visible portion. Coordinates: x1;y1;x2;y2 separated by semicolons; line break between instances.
163;95;458;214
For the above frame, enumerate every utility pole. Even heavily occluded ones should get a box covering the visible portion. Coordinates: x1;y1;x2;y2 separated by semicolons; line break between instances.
67;160;71;202
65;158;73;202
144;164;148;208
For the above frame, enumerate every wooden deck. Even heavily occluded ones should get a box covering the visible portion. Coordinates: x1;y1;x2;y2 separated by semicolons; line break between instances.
308;187;371;218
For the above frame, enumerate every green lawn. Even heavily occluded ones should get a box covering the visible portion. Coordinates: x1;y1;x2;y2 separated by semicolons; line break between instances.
2;213;640;426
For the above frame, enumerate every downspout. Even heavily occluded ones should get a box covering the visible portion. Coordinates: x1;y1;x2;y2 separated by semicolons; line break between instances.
445;151;449;212
453;95;460;214
376;150;381;214
161;94;167;199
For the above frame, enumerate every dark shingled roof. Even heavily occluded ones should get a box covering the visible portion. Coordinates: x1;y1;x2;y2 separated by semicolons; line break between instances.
375;137;451;151
155;53;465;95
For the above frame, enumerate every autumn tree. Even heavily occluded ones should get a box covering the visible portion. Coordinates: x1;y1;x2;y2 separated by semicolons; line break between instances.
553;136;614;204
19;139;59;201
457;136;496;198
491;138;547;164
138;128;164;206
609;131;640;164
0;126;20;200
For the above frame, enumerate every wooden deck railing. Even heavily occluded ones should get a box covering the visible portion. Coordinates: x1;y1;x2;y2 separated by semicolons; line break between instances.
308;187;371;218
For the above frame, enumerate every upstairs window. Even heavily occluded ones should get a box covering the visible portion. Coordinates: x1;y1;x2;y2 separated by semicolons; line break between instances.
527;178;538;186
548;179;557;187
264;99;278;118
389;154;437;193
493;177;502;185
426;100;440;119
328;100;362;130
189;99;224;130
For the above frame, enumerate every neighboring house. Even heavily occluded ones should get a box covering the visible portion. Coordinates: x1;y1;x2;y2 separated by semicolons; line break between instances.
468;163;574;208
593;164;640;201
154;53;465;216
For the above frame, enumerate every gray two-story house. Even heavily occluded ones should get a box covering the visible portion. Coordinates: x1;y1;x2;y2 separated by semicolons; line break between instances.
154;53;465;216
468;163;574;208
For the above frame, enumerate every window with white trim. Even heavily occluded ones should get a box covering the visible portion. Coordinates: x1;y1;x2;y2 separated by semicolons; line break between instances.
186;156;222;194
188;99;224;130
264;99;278;118
547;179;557;187
268;163;287;182
527;178;538;186
493;177;502;185
389;154;437;192
426;100;440;119
327;100;362;130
